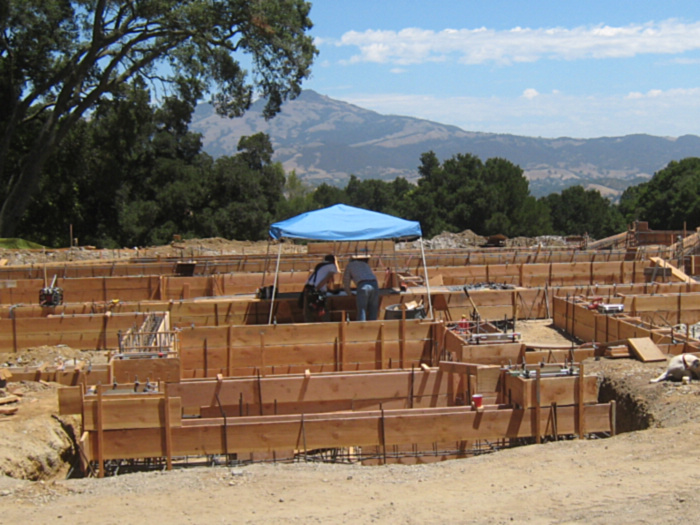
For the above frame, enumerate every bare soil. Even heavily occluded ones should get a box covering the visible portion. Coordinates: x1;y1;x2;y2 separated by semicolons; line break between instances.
1;242;699;524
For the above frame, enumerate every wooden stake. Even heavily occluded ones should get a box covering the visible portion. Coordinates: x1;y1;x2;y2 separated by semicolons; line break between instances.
96;386;104;478
578;362;585;439
535;369;541;444
163;383;173;470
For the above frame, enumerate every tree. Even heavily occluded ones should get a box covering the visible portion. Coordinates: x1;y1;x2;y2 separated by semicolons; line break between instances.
0;0;316;237
277;171;315;220
312;184;347;208
202;132;285;240
407;151;538;237
619;158;700;230
544;185;624;238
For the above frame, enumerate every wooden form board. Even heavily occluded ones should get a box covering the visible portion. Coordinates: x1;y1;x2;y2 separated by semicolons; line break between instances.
627;338;667;362
649;257;694;283
79;403;613;464
435;260;652;288
524;348;596;364
0;312;152;352
0;248;632;281
437;324;524;365
503;373;598;408
552;296;700;351
3;281;696;327
177;319;435;377
0;258;666;308
111;357;181;383
82;395;182;430
10;366;109;386
306;240;395;255
167;368;454;417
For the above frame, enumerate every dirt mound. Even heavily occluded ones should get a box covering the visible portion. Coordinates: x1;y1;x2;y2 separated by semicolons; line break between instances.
0;237;302;267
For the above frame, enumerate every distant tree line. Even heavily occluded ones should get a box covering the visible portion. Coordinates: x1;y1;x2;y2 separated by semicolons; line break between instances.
7;83;699;247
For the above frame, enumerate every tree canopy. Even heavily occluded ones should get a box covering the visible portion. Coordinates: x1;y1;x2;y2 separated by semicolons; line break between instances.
0;0;316;236
619;157;700;230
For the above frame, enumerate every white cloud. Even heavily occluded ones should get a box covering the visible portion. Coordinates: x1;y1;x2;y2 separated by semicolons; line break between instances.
523;89;539;99
337;88;700;138
330;19;700;66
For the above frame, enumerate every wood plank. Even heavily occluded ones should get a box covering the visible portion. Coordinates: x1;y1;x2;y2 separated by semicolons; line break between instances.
627;337;667;362
81;404;613;461
83;396;182;430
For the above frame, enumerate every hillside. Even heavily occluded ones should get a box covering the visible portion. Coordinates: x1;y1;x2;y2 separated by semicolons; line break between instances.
191;90;700;198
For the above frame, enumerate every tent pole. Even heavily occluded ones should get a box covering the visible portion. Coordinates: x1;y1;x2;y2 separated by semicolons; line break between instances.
419;237;433;319
268;241;283;325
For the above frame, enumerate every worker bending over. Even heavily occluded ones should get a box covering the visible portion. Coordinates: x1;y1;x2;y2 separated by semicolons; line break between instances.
342;254;379;321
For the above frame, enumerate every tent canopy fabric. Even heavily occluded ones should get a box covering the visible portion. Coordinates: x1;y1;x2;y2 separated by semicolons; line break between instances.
269;204;422;241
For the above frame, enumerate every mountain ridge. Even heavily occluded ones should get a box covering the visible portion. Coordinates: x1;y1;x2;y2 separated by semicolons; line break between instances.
190;90;700;198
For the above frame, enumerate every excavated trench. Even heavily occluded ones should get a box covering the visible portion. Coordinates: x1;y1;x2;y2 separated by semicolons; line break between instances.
598;376;655;433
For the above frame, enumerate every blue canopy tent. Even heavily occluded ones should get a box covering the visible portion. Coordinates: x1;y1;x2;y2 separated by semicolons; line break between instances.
266;204;432;323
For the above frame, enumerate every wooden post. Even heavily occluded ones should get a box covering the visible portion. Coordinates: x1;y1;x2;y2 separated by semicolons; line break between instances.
11;310;17;353
378;323;385;370
380;404;388;465
96;386;104;478
257;370;264;415
399;314;406;369
259;331;266;377
578;362;585;439
535;369;541;444
203;338;208;378
518;263;524;287
551;402;558;441
227;325;233;377
339;320;346;372
609;399;617;436
163;383;173;470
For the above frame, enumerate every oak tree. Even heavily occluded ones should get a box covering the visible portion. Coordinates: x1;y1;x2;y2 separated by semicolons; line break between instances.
0;0;316;236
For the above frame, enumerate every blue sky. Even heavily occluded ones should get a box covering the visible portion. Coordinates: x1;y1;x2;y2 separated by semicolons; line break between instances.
303;1;700;138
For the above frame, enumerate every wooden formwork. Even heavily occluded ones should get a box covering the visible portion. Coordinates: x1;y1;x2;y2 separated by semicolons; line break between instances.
64;364;613;476
0;246;637;281
552;295;700;351
0;312;158;352
75;402;613;475
0;256;671;307
435;260;654;287
177;319;437;377
613;293;700;326
5;282;700;357
60;368;459;419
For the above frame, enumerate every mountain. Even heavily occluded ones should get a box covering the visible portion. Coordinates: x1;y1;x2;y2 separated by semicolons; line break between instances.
190;90;700;198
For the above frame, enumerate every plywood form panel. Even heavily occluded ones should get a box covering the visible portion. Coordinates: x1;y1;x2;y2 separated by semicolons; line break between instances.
82;404;612;460
178;340;430;377
169;370;451;415
504;374;598;408
0;313;149;352
83;396;182;430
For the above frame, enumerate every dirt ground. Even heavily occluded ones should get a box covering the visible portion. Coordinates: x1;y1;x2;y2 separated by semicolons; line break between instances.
2;239;700;523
